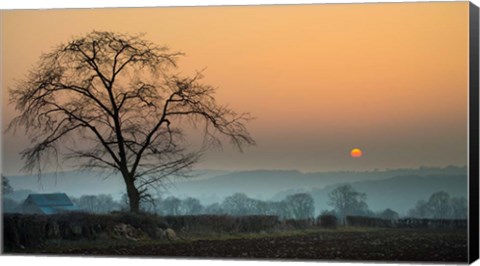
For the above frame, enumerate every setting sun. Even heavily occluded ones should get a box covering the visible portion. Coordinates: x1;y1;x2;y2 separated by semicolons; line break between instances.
351;148;363;158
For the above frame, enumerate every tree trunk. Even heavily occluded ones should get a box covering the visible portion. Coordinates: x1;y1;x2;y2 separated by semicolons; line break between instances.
123;173;140;213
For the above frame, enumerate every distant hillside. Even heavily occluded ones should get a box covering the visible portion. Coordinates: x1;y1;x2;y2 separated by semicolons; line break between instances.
167;166;466;204
5;171;126;200
4;169;227;201
4;166;466;207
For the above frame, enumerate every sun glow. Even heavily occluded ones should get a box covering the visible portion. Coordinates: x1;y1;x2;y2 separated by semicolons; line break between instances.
351;148;363;158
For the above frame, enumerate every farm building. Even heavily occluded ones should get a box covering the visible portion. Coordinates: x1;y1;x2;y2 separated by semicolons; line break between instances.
19;193;81;215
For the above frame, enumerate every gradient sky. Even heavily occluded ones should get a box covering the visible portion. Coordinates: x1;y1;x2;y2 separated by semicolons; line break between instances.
1;2;469;174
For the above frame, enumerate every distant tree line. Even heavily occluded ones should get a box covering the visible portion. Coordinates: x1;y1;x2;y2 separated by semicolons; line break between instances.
2;176;467;221
320;185;467;223
70;194;122;214
141;192;315;219
407;191;467;219
68;192;316;220
68;189;468;221
318;184;399;224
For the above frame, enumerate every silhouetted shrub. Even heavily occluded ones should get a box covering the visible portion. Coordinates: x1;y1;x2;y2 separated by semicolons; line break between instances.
282;218;313;229
396;218;466;229
163;215;279;233
344;215;467;229
318;214;337;228
113;212;168;236
346;215;393;227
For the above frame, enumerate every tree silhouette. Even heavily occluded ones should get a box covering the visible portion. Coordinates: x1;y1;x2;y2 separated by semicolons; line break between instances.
222;193;253;216
8;31;255;213
2;175;13;195
284;193;315;219
408;191;466;219
450;197;467;219
408;199;430;218
72;194;120;213
328;184;368;224
163;196;182;215
180;197;204;215
378;208;399;220
427;191;452;219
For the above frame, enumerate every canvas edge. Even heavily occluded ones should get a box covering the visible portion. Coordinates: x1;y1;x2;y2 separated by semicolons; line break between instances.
469;1;480;264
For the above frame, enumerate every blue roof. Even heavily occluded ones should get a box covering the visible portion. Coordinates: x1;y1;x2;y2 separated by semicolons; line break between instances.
26;193;75;207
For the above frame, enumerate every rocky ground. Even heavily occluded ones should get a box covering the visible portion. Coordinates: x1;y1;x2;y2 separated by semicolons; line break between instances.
27;228;468;263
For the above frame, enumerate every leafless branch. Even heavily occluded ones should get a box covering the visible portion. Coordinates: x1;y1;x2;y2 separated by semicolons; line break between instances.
8;31;255;212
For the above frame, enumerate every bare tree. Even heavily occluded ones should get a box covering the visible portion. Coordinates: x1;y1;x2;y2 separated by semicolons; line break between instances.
378;208;399;220
284;193;315;219
72;194;120;213
8;31;255;213
2;175;13;195
163;196;182;215
222;193;253;216
407;199;431;218
408;192;465;219
180;197;203;215
450;197;467;219
427;191;452;219
328;184;368;224
204;202;224;215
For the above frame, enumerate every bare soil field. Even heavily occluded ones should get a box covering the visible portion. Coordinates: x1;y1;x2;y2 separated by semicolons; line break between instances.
25;228;467;262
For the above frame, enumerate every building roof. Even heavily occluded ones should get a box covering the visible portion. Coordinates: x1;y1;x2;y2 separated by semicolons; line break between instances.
26;193;75;207
22;193;81;214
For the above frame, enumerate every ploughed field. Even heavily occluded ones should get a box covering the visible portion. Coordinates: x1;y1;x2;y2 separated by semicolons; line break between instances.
38;228;467;262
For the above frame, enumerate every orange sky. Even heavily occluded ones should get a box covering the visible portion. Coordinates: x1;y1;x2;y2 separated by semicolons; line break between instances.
1;2;469;173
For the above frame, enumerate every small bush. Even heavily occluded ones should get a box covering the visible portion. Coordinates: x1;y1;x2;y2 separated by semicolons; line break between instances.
282;219;313;229
346;215;394;227
318;214;337;228
163;215;280;233
396;218;467;229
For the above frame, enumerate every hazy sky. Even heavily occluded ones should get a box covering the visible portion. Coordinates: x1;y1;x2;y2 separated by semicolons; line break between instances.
1;2;469;174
